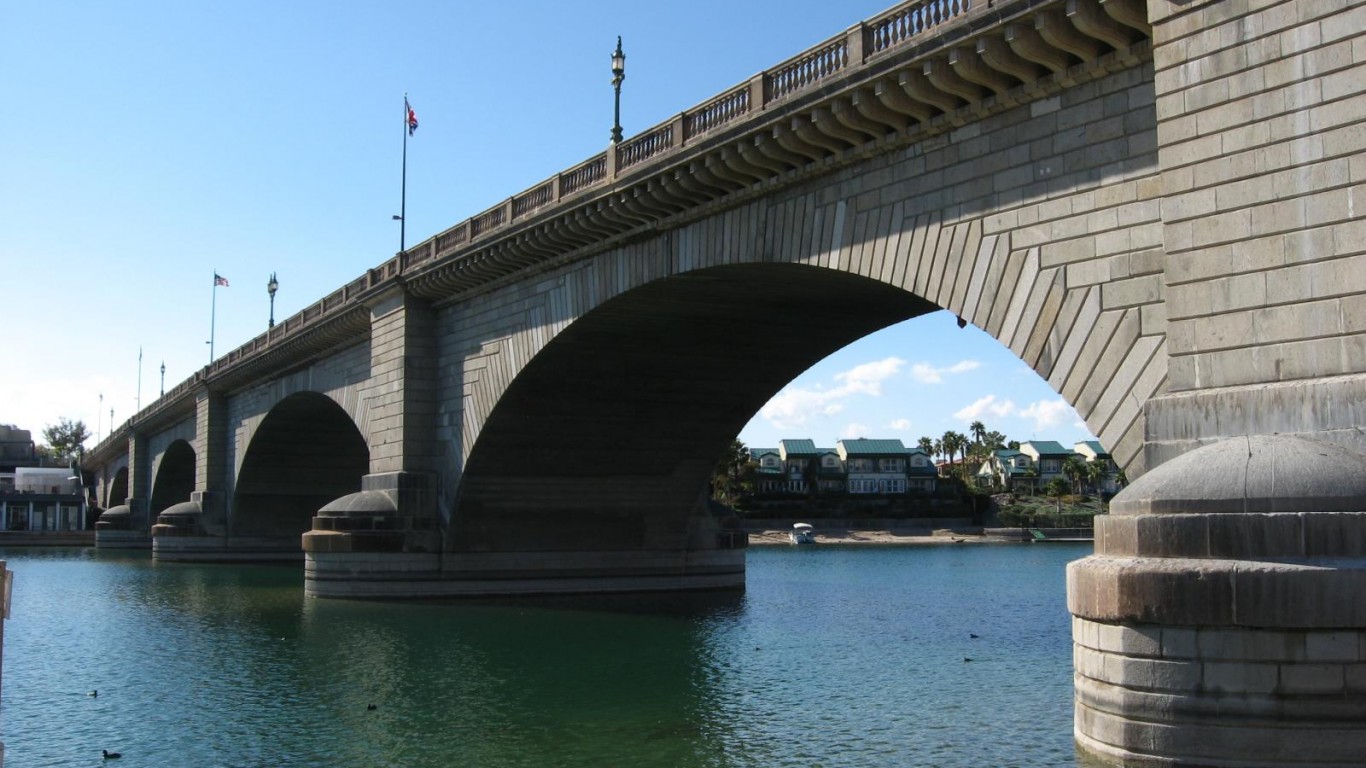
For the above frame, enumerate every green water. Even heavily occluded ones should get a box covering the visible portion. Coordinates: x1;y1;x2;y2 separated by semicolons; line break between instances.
0;544;1105;767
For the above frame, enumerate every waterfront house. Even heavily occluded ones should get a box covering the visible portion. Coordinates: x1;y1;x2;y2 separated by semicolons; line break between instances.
977;449;1035;492
1072;440;1121;493
1018;441;1082;490
837;438;937;494
1;467;87;531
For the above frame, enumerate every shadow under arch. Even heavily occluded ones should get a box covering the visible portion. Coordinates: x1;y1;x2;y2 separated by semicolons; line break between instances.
105;466;128;509
149;439;196;517
452;262;939;552
233;391;368;541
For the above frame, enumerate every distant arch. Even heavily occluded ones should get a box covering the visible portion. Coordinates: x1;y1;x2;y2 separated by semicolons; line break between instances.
105;467;128;509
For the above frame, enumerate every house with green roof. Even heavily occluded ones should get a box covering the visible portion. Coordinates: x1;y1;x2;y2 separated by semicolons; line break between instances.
1073;440;1121;493
837;438;936;494
748;437;934;497
977;448;1035;492
1018;440;1078;487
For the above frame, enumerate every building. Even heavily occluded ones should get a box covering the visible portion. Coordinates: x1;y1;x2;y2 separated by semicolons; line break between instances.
750;438;936;497
0;424;90;532
976;439;1119;494
977;449;1036;492
1072;440;1122;494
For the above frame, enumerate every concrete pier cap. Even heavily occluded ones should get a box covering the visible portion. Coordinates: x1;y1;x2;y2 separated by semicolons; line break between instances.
1069;435;1366;767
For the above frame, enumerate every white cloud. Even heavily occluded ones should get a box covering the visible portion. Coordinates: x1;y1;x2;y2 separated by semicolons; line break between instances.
759;356;905;429
953;394;1018;422
910;359;981;384
833;357;906;395
1020;399;1078;430
887;418;912;430
841;422;871;439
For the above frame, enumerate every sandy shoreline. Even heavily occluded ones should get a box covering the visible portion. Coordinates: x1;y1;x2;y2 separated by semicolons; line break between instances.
744;528;996;546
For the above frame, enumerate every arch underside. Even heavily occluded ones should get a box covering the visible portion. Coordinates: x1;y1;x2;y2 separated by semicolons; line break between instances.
233;392;368;540
149;440;196;516
455;264;938;552
106;467;128;509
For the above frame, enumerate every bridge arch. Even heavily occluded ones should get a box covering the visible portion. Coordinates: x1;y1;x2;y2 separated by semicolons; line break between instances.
149;439;196;517
443;58;1167;518
232;391;368;540
454;263;936;550
105;466;128;509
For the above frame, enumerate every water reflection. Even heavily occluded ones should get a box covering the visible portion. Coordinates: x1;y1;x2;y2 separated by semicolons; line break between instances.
1;545;1097;767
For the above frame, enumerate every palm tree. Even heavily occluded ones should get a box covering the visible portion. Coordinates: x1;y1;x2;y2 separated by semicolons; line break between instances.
969;420;986;448
711;439;755;505
984;430;1007;452
1084;461;1105;494
940;431;960;477
1062;456;1088;495
918;436;935;456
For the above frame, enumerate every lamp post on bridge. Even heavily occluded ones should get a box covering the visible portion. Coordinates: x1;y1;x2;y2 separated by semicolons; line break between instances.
160;361;165;397
610;36;626;145
267;272;278;329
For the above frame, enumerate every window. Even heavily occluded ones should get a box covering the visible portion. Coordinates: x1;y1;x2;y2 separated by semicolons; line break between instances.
823;455;839;467
848;458;872;472
878;458;904;473
880;478;906;494
761;456;778;468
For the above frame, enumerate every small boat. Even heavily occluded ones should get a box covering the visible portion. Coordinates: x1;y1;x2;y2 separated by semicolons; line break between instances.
790;523;816;544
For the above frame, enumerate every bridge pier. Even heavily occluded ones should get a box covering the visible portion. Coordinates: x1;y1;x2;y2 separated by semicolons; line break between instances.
151;491;302;562
94;499;152;549
302;471;746;598
1068;435;1366;767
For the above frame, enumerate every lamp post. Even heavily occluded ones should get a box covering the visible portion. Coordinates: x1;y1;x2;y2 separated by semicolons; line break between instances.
610;36;626;144
267;272;279;329
160;361;165;397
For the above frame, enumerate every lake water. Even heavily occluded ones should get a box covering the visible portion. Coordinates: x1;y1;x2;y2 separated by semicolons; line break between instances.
0;543;1108;767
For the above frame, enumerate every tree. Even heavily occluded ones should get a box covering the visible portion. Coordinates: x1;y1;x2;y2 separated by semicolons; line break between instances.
42;418;91;461
1062;457;1088;495
1084;461;1105;494
1045;477;1070;516
917;436;935;456
940;431;959;477
711;439;755;506
969;420;986;448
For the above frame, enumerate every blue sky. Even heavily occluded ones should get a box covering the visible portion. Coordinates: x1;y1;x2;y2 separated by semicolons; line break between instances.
0;0;1095;451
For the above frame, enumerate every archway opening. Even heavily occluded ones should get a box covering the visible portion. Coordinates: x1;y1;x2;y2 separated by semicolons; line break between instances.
233;392;368;540
455;263;938;552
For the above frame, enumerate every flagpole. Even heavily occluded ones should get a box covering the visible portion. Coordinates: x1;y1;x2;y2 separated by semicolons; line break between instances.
400;93;408;253
137;346;143;412
210;271;218;365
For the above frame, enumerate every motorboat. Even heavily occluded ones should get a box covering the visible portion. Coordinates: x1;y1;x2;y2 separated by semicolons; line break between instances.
790;522;816;544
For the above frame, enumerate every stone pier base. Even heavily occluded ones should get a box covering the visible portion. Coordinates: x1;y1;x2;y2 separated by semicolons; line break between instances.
1068;436;1366;767
94;529;152;549
303;537;745;599
152;534;303;563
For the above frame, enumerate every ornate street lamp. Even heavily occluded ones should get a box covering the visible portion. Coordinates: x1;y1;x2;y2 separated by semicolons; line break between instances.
160;361;166;397
267;272;279;328
610;36;626;144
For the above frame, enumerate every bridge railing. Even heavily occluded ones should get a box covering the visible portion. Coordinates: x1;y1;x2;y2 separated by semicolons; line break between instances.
133;0;979;442
410;0;974;261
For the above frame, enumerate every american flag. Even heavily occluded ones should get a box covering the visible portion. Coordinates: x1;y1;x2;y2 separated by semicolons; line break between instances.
214;274;229;287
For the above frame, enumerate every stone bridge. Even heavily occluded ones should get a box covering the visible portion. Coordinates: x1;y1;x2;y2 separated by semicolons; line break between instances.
82;0;1365;763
